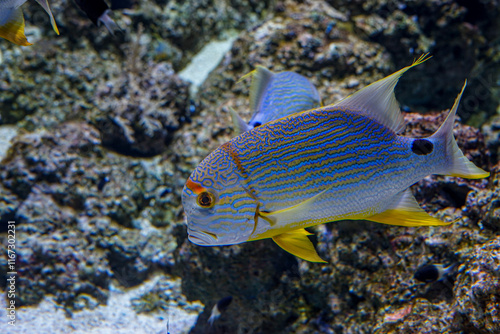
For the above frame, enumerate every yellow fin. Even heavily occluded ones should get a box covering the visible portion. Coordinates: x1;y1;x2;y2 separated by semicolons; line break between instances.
272;229;327;263
334;53;431;134
367;189;451;227
0;7;31;46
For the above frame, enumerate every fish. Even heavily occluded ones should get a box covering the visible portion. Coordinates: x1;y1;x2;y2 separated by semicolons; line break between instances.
182;54;489;263
207;296;233;326
414;263;457;283
74;0;121;35
230;66;321;133
0;0;59;46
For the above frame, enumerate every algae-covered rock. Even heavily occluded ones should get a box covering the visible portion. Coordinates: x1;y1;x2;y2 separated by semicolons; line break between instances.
463;163;500;232
0;121;181;309
94;60;191;157
453;237;500;334
327;0;500;122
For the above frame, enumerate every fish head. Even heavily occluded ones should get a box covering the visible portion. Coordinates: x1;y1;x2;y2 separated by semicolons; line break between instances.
182;147;258;246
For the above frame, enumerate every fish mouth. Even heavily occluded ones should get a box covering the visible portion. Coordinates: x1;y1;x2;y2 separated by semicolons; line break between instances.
187;228;218;245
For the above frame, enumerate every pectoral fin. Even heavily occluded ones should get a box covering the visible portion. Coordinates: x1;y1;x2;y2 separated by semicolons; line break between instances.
272;229;327;263
367;189;451;227
259;187;329;222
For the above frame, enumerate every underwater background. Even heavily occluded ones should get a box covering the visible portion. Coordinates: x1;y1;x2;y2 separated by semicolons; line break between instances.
0;0;499;333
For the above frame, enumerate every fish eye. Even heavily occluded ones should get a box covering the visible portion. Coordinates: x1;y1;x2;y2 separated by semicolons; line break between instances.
197;191;216;208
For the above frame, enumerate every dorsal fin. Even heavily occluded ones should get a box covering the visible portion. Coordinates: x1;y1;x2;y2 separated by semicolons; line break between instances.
334;54;431;134
248;66;274;112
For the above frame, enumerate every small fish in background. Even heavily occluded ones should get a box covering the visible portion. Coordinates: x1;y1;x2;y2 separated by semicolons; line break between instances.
207;296;233;326
73;0;122;35
230;66;322;133
414;263;457;283
182;54;490;263
0;0;59;46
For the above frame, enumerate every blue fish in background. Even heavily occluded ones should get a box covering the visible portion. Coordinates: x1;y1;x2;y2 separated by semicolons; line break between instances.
230;66;321;133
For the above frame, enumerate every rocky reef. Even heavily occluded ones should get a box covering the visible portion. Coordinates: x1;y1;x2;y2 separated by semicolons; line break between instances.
0;0;499;333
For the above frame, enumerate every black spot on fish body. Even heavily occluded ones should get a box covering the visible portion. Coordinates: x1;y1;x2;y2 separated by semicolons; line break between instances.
251;121;262;128
412;139;434;155
414;264;439;283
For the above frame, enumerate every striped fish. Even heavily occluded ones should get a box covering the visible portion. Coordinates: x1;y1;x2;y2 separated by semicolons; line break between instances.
230;66;321;133
182;55;489;263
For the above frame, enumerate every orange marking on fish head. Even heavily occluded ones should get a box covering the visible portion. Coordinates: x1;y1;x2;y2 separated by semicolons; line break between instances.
221;141;251;180
186;178;206;195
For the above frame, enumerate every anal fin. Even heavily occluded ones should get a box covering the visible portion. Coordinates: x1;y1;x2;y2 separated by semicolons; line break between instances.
272;229;327;263
367;189;451;227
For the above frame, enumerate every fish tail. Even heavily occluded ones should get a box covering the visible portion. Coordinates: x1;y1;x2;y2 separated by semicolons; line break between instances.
430;80;489;179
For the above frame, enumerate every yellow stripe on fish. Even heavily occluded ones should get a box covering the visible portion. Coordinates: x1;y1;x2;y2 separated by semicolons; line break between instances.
182;55;489;263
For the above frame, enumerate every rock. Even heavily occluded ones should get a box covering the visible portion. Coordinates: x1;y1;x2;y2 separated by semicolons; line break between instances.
95;61;191;157
453;237;500;334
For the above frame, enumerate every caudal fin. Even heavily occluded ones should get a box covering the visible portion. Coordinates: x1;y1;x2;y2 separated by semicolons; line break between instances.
430;81;489;179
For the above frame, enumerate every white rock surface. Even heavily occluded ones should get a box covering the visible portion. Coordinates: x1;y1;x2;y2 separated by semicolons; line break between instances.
0;275;203;334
